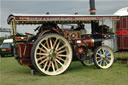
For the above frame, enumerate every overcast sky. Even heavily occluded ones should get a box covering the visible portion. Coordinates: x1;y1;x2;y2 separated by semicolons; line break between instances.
0;0;128;36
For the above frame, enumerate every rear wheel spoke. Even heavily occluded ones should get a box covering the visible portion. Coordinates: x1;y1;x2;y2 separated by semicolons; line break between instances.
40;43;48;51
37;56;47;61
39;58;48;65
38;48;46;52
36;53;48;56
50;39;53;49
55;41;60;50
58;54;67;57
53;39;58;48
57;45;65;51
47;61;52;71
54;59;59;70
43;61;48;70
46;39;50;49
52;62;55;72
56;59;64;67
56;56;65;62
57;49;66;54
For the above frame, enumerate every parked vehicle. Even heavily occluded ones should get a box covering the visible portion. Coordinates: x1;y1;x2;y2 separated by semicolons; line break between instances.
0;39;14;57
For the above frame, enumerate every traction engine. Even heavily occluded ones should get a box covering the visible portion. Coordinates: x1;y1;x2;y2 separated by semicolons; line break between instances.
7;0;117;76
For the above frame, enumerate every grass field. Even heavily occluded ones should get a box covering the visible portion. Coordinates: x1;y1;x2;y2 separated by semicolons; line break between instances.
0;57;128;85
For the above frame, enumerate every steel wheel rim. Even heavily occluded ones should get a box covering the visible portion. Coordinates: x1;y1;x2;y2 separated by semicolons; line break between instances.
95;46;114;69
34;34;72;75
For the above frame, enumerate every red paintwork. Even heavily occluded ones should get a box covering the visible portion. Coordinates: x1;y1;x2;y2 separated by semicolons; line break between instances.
74;36;94;47
117;16;128;30
116;30;128;35
117;35;128;50
83;36;94;47
25;32;33;36
51;28;59;33
76;47;85;55
117;16;128;50
64;30;81;40
16;43;33;65
15;37;27;41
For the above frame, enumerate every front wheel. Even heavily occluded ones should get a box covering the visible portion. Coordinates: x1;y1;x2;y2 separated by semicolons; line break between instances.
94;45;114;69
31;33;72;76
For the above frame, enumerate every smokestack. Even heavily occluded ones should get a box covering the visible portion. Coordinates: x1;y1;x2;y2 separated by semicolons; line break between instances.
89;0;96;15
89;0;98;35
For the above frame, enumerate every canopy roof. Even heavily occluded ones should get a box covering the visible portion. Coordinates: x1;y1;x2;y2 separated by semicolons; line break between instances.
7;13;120;24
114;7;128;16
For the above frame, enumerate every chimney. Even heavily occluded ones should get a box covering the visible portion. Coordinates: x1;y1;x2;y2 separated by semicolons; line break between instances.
89;0;98;35
89;0;96;15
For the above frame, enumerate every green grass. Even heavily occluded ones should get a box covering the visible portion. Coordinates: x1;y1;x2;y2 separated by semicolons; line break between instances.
0;57;128;85
115;52;128;58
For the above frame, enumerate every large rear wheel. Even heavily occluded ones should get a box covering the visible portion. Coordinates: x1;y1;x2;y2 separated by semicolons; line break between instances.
31;33;72;76
94;45;114;69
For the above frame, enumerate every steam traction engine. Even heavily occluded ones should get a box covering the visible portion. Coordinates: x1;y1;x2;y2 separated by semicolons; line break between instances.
7;14;119;75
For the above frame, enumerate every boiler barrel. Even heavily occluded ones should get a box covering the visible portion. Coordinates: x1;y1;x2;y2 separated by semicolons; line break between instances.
83;36;102;47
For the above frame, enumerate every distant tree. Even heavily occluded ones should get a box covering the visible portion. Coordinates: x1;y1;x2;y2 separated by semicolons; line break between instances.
0;37;6;44
0;35;13;44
